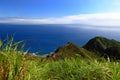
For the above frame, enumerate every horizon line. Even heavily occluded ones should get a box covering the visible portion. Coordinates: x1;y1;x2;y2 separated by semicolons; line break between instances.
1;12;120;27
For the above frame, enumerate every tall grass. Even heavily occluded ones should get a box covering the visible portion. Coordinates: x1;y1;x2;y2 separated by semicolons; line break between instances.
40;58;120;80
0;37;42;80
1;37;120;80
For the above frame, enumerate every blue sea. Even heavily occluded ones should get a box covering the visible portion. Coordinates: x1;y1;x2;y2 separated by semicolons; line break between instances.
0;24;120;55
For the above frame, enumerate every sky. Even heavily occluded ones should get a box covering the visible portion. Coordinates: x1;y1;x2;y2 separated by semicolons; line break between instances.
0;0;120;26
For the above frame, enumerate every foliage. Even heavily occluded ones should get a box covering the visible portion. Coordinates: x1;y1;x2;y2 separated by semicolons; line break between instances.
40;58;120;80
83;36;120;58
1;37;120;80
0;37;42;80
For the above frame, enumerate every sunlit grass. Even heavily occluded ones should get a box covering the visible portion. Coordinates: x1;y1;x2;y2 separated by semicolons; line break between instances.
0;36;42;80
0;37;120;80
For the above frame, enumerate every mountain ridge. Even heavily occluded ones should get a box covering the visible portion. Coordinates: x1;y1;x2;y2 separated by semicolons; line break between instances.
46;36;120;60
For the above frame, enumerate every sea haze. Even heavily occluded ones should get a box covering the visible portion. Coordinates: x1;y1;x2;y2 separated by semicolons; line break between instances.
0;24;120;55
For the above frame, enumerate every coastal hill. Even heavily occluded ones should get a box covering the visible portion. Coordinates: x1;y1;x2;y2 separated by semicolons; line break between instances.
46;36;120;60
46;42;96;60
83;36;120;59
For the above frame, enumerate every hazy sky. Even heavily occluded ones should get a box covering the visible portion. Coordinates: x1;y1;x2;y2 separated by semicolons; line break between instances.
0;0;120;18
0;0;120;26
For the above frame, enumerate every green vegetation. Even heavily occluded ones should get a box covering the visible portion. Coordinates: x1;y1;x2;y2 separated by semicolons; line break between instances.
1;36;120;80
83;36;120;58
46;42;97;61
0;37;42;80
41;58;120;80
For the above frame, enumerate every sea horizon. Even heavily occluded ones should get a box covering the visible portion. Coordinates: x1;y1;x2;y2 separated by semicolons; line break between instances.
0;23;120;55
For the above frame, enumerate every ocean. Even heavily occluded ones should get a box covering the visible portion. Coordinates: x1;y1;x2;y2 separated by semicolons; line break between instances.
0;24;120;55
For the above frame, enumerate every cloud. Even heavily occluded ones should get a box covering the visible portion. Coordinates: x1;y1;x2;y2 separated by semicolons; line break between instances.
1;13;120;27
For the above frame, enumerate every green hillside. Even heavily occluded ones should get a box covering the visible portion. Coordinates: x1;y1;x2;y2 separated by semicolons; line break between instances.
105;46;120;59
83;36;120;58
1;36;120;80
47;36;120;60
46;42;96;61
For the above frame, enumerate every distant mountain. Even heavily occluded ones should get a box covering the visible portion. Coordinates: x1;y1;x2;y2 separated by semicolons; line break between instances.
46;42;96;60
46;36;120;60
83;36;120;59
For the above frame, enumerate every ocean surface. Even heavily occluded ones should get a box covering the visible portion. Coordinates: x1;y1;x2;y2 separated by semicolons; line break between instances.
0;24;120;55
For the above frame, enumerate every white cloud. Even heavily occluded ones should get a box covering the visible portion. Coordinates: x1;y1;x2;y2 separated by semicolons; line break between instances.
1;13;120;27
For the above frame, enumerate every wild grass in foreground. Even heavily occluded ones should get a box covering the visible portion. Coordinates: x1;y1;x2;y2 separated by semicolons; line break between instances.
41;58;120;80
0;37;42;80
0;37;120;80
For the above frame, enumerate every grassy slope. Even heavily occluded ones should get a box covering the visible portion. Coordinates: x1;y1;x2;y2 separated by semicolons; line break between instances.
83;36;120;56
46;42;97;61
1;38;120;80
